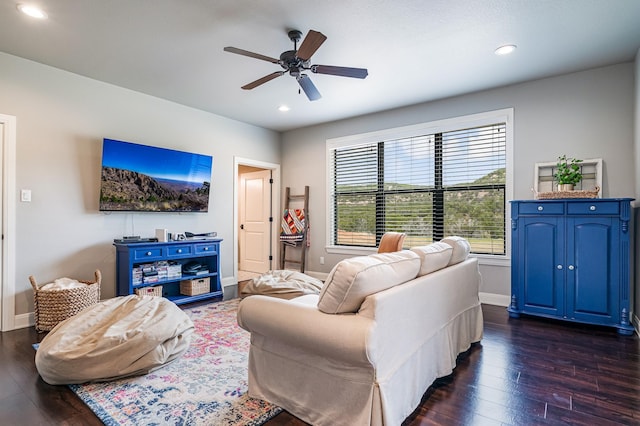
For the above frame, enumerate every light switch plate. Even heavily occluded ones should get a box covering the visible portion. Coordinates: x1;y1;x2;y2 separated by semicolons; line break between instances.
21;189;31;202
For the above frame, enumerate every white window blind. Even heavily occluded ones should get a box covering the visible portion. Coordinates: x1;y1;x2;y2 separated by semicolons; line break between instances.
330;122;506;255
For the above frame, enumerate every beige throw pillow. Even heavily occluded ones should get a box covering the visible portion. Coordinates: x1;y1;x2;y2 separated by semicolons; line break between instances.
410;242;453;276
317;250;420;314
440;236;471;265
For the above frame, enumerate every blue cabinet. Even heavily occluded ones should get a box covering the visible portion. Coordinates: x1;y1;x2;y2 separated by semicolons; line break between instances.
509;199;634;335
115;239;223;305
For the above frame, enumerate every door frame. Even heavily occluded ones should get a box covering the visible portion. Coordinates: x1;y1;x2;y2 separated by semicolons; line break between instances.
0;114;17;331
233;157;280;284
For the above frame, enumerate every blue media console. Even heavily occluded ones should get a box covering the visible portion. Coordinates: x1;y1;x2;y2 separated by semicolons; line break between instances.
114;239;223;305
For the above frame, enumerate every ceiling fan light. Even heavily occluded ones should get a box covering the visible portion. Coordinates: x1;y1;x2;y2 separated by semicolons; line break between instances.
17;3;48;19
495;44;517;56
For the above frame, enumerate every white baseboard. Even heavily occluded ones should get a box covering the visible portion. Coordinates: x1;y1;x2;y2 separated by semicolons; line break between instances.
14;312;33;330
479;292;510;307
222;276;237;288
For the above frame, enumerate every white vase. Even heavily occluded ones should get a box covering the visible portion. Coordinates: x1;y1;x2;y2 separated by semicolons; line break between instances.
558;184;574;191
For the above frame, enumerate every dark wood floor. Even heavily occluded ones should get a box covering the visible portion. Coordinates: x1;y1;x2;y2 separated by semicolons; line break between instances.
1;304;638;425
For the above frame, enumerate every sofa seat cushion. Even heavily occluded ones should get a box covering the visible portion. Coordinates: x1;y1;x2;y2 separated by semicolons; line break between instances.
318;250;420;314
35;294;194;385
410;242;453;276
440;236;471;265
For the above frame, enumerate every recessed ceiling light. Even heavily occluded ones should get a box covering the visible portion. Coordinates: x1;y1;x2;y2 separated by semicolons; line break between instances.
17;4;48;19
278;105;290;112
495;44;517;56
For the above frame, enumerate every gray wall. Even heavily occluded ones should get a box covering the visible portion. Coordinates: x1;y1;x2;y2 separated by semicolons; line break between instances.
0;52;281;317
281;62;637;300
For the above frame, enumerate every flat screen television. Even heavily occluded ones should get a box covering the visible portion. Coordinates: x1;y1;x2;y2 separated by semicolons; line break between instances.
99;138;213;212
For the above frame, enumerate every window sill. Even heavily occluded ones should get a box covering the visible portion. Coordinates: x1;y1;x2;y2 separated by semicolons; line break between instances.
325;245;510;267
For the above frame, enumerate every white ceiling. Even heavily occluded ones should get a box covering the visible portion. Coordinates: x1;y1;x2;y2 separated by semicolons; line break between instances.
1;0;639;132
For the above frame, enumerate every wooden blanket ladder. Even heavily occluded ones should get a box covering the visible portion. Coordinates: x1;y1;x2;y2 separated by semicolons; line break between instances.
280;186;309;272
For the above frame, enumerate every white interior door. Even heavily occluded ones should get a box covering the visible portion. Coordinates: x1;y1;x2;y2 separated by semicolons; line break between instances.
239;169;272;273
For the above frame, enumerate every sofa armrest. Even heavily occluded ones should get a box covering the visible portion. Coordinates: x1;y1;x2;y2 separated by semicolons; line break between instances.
237;295;374;366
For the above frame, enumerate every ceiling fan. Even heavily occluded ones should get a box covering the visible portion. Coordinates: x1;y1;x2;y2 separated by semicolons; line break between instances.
224;29;368;101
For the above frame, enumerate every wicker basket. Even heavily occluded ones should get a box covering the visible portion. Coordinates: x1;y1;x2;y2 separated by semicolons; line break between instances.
534;186;600;200
29;270;101;332
180;277;210;296
134;285;163;297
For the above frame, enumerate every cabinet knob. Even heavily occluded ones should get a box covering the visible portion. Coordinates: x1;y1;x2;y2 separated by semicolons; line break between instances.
146;251;152;256
203;247;209;251
177;249;182;253
589;205;596;211
537;206;544;211
568;265;575;270
557;265;563;270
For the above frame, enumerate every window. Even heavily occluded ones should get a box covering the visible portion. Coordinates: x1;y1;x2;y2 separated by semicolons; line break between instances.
327;109;513;256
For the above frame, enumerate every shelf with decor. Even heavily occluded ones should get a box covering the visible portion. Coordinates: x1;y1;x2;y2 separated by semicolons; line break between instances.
114;239;223;305
533;158;602;198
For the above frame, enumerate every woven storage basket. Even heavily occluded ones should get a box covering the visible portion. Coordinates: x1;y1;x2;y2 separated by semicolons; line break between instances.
134;285;163;297
534;186;600;200
180;277;210;296
29;270;101;332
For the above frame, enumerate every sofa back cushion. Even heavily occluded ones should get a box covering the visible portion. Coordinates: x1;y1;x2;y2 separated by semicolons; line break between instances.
410;242;453;276
440;236;471;265
317;250;420;314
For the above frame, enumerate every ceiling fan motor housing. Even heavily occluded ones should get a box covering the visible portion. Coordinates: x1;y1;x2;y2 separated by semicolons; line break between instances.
280;50;309;76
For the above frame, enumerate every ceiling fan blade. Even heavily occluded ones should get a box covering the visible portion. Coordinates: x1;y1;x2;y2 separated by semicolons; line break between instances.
242;71;285;90
296;30;327;61
311;65;368;79
296;74;321;101
223;46;280;64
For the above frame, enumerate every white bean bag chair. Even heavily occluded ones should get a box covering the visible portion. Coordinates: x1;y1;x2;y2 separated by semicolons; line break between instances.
35;294;194;385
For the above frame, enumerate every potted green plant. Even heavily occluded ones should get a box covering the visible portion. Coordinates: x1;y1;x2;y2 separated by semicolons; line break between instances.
554;155;583;191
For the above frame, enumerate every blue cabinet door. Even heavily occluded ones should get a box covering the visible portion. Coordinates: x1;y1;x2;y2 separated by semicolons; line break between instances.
519;216;564;317
566;217;619;324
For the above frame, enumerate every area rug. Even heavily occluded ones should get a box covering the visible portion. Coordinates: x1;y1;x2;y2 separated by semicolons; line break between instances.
66;298;282;425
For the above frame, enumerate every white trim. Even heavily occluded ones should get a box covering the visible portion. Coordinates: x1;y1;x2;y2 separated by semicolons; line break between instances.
233;157;281;285
0;114;17;331
479;292;510;307
14;312;32;330
325;108;514;258
325;245;377;256
324;246;511;268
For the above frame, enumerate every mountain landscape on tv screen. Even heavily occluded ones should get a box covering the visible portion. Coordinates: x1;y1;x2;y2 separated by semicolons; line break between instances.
99;167;210;212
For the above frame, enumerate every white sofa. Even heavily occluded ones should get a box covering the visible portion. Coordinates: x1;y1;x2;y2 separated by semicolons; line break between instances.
237;237;483;426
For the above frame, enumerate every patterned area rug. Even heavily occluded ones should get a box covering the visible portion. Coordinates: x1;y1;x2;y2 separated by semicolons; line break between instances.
68;298;282;425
